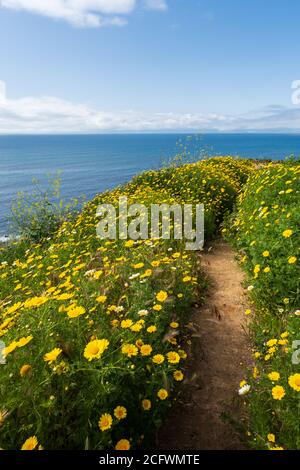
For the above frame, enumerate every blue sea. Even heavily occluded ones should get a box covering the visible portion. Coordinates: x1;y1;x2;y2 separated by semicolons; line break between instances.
0;133;300;238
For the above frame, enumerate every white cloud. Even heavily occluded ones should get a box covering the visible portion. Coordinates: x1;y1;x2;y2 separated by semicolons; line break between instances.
0;80;299;133
0;0;167;27
0;81;6;104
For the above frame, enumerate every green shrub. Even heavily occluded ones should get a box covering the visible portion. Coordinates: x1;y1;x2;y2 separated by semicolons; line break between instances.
225;161;300;450
9;174;82;242
0;156;255;450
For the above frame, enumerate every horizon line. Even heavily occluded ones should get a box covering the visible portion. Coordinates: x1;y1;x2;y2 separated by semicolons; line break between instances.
0;131;300;137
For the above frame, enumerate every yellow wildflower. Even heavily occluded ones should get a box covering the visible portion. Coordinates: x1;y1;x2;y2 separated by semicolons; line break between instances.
272;385;285;400
98;413;113;431
115;439;130;450
157;388;168;400
152;354;164;364
16;336;33;347
142;399;151;410
20;364;32;377
84;339;109;361
288;373;300;392
21;436;38;450
67;306;86;318
44;348;62;363
156;291;168;302
3;340;18;357
266;339;277;347
23;296;48;308
173;370;184;381
124;240;134;248
253;264;260;274
153;304;162;311
114;406;127;420
121;344;138;357
147;325;157;333
121;319;133;329
153;304;162;312
282;229;293;238
140;344;153;356
166;351;180;364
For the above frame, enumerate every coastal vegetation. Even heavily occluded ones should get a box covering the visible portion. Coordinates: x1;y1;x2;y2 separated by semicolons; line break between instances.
0;156;299;450
9;173;82;242
225;161;300;450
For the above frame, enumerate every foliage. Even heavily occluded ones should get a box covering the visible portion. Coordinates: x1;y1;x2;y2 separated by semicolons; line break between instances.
224;161;300;450
0;156;252;450
129;156;254;233
9;174;82;242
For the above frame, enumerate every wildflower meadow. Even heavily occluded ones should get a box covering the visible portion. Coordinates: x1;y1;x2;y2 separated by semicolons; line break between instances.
225;161;300;450
0;156;299;450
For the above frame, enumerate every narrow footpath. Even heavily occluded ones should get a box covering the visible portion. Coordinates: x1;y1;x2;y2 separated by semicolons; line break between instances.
158;240;252;450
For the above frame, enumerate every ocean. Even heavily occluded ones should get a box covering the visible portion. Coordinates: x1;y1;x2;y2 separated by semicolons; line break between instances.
0;133;299;238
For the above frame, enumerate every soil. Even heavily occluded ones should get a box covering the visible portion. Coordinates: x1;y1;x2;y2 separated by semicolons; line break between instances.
157;240;252;450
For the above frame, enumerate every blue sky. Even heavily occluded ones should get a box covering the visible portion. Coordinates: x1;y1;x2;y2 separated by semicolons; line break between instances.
0;0;299;133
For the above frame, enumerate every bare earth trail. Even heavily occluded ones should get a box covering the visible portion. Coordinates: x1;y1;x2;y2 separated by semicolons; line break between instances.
158;240;252;450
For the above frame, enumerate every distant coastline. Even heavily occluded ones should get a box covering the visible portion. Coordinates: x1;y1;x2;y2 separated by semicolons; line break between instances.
0;131;300;136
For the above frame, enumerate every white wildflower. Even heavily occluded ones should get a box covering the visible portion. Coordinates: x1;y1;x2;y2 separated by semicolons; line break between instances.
238;384;251;396
129;273;140;280
138;309;149;317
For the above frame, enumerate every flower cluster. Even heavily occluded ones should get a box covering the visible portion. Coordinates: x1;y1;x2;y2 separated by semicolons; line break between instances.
0;156;251;450
226;161;300;450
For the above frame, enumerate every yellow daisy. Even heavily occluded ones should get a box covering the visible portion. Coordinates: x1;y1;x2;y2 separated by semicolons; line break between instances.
114;406;127;420
272;385;285;400
156;291;168;302
115;439;130;450
44;348;62;363
157;388;168;400
84;339;109;361
98;413;113;431
21;436;38;450
288;373;300;392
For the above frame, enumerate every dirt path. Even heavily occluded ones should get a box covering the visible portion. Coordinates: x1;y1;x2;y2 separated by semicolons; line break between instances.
158;240;251;450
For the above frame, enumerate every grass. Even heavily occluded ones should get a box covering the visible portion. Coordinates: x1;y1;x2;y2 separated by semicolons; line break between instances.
0;156;252;450
1;155;299;450
225;161;300;450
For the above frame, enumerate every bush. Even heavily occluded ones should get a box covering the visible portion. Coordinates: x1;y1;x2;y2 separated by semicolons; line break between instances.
0;157;254;450
225;161;300;450
9;174;82;242
128;156;254;236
